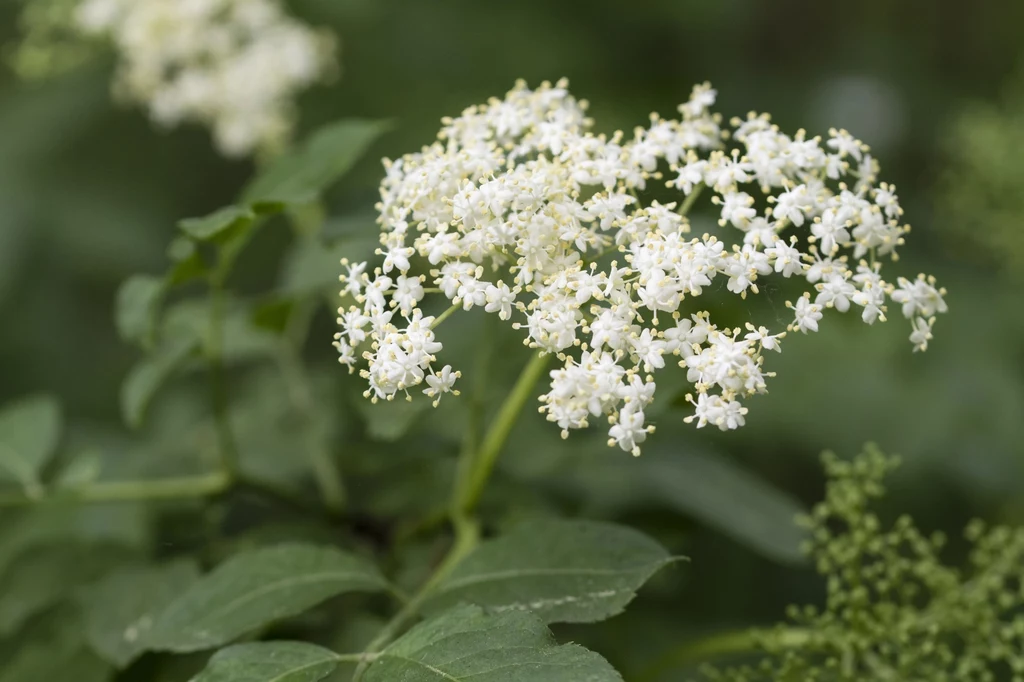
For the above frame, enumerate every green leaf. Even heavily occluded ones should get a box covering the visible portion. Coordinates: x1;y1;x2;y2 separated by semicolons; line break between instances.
179;205;256;242
166;237;206;285
424;519;675;623
280;233;377;298
363;604;623;682
161;300;279;364
243;119;391;207
0;544;132;638
639;451;807;565
145;543;389;653
192;641;342;682
121;330;201;428
0;606;112;682
0;394;61;493
561;440;808;564
81;559;201;667
0;633;111;682
115;274;165;346
354;396;428;442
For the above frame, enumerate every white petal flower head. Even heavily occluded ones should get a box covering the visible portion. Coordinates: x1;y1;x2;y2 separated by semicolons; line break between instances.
75;0;336;157
337;79;946;455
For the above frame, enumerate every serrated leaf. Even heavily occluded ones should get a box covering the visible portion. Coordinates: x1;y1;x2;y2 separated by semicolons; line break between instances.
179;205;256;241
145;543;389;653
121;330;200;428
116;275;165;346
242;119;391;207
81;559;201;667
424;519;674;623
363;604;623;682
0;394;61;493
192;641;341;682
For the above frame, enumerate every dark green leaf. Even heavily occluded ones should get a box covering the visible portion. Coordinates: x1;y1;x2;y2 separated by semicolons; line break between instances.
354;397;427;442
0;544;132;638
243;119;391;207
167;237;206;285
145;543;389;653
0;634;110;682
639;451;807;565
424;519;675;623
162;300;278;364
115;275;165;347
192;641;341;682
81;559;201;667
561;440;808;564
120;330;201;428
363;604;623;682
179;205;256;242
0;394;61;493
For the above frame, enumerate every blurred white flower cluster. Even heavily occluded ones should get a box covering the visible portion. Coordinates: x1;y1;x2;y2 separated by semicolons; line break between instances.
75;0;335;157
335;79;947;455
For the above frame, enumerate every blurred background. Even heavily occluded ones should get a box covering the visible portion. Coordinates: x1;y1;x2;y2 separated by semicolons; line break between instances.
1;0;1023;679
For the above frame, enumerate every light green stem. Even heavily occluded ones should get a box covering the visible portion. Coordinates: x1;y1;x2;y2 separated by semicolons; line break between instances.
352;515;480;680
636;627;810;682
453;350;550;516
0;472;230;507
354;351;549;678
678;181;705;217
430;303;460;329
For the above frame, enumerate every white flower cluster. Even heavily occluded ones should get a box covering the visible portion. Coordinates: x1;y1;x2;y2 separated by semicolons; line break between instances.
74;0;335;157
335;79;947;455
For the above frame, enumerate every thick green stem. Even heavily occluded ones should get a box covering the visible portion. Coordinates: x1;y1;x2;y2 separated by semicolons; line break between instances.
636;627;810;682
452;350;550;516
353;515;480;680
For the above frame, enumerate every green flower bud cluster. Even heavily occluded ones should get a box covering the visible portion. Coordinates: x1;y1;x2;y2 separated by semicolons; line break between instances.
704;445;1024;681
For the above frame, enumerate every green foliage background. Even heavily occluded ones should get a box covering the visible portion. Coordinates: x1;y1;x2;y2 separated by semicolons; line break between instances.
1;1;1023;681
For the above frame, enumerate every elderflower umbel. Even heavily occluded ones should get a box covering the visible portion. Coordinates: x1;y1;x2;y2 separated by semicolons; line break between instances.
74;0;336;157
335;80;947;455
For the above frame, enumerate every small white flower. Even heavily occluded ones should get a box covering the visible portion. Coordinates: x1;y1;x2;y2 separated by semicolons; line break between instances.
423;365;460;404
909;316;934;352
790;294;824;333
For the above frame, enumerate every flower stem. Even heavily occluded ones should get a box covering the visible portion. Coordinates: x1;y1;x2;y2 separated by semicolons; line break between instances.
678;181;705;217
0;472;230;507
452;350;550;516
429;303;460;329
635;627;810;682
352;514;480;680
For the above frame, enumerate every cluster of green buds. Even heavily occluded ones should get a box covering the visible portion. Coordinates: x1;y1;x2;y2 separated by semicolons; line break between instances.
703;446;1024;681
